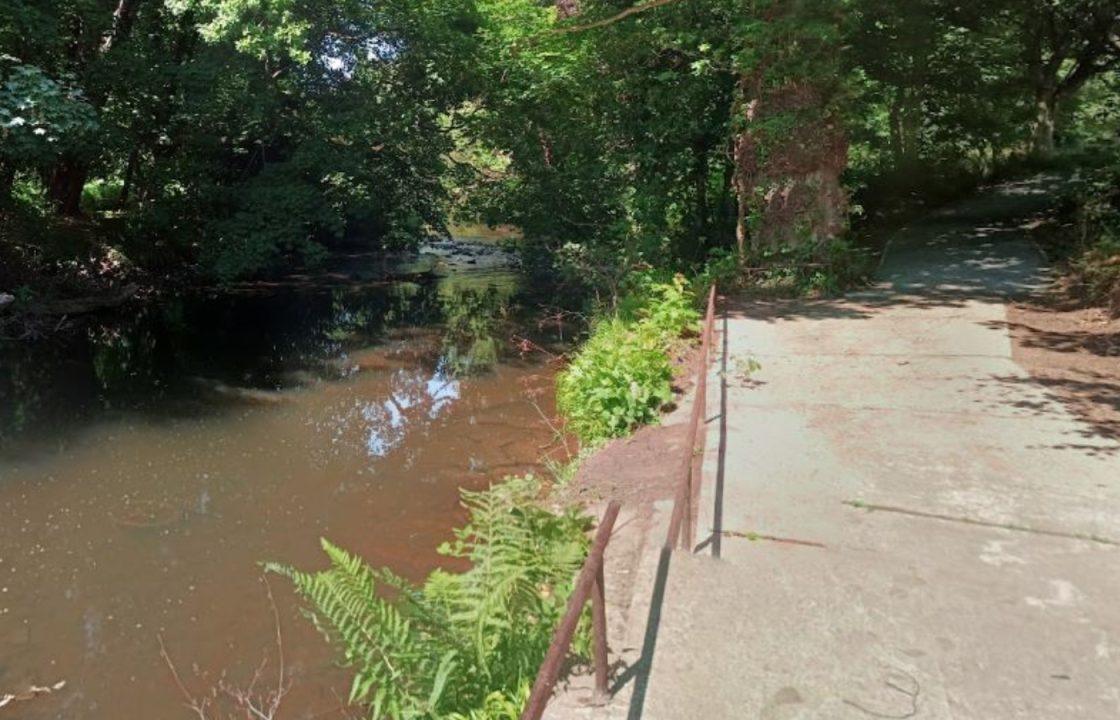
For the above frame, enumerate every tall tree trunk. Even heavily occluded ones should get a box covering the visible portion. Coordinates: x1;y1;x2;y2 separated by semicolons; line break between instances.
888;97;903;163
899;93;921;163
43;0;144;217
119;146;140;207
101;0;143;53
1031;88;1058;158
0;162;14;207
48;156;87;217
732;123;754;259
889;89;921;166
717;154;735;241
733;79;848;253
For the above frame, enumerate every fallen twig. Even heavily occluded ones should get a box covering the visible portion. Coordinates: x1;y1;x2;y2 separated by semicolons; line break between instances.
158;577;292;720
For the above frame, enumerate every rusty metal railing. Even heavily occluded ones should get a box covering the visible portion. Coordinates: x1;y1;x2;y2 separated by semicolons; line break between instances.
521;500;620;720
665;284;716;551
521;285;716;718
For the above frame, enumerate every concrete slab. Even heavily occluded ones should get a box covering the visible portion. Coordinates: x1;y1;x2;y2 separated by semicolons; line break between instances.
623;177;1120;719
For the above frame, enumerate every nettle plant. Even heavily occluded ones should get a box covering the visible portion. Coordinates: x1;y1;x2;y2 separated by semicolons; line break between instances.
557;274;700;445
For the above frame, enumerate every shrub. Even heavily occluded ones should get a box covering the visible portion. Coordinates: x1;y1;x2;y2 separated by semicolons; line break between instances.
629;273;702;344
268;475;591;720
557;274;700;445
1071;163;1120;311
80;178;123;214
556;318;674;444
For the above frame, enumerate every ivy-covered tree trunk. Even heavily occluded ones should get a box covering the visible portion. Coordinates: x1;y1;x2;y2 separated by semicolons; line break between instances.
731;1;850;255
731;91;848;251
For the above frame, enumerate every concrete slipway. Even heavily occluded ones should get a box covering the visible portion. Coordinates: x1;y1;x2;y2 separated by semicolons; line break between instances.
557;176;1120;720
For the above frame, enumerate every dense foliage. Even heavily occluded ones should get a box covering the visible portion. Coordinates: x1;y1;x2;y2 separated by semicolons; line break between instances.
1051;158;1120;310
269;475;591;720
557;274;699;444
2;0;479;279
3;0;1118;288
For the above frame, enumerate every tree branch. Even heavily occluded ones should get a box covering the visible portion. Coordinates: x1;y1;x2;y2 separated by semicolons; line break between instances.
552;0;688;34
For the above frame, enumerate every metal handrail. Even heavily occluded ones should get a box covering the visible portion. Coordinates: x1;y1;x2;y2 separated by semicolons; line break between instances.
521;500;620;720
521;284;716;718
665;284;717;551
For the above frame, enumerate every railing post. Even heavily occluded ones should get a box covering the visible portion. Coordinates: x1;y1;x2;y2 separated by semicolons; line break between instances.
681;469;693;551
591;562;609;704
521;501;621;720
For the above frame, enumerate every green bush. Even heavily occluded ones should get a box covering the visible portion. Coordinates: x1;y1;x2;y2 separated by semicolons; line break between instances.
268;475;591;720
557;275;700;445
1071;163;1120;310
556;318;674;444
629;273;702;344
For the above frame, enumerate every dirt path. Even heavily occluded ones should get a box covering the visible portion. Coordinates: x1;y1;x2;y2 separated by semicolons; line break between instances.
591;176;1120;720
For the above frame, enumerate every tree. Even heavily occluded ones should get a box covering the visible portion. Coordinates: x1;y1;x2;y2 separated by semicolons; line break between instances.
731;0;851;254
0;56;97;205
1019;0;1120;156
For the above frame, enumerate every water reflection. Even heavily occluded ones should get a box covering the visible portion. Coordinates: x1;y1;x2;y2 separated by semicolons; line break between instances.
440;286;508;375
0;271;524;456
355;363;461;459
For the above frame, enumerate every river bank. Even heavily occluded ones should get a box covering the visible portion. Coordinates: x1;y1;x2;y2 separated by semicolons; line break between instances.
0;228;521;339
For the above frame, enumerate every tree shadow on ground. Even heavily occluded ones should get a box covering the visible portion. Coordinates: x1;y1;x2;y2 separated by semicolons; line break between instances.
988;372;1120;452
984;319;1120;357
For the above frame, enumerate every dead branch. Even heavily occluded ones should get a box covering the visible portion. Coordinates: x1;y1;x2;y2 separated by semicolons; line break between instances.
159;634;212;720
158;577;292;720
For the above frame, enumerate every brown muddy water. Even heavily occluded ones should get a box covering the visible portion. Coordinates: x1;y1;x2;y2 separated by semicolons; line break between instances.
0;256;566;718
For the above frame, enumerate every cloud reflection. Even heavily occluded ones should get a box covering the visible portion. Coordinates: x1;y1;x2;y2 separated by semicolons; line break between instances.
358;362;461;458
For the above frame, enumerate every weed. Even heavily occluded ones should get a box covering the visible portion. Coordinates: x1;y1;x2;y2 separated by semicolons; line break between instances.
557;274;700;445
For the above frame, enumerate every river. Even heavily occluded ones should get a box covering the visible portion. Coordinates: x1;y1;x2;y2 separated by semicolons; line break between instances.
0;243;566;718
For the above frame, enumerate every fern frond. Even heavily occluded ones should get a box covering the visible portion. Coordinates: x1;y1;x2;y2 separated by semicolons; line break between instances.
271;474;594;719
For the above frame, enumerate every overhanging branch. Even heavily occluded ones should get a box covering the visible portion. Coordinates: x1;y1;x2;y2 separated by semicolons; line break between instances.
552;0;688;34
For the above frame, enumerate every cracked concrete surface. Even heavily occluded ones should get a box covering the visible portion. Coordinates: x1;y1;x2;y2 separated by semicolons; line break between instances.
602;177;1120;720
